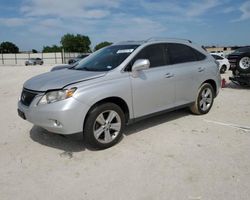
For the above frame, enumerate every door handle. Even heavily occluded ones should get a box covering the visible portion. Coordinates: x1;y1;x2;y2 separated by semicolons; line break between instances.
198;67;205;72
165;73;174;78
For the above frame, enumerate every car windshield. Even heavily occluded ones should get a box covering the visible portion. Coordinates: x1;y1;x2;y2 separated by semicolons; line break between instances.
234;47;250;53
74;45;139;71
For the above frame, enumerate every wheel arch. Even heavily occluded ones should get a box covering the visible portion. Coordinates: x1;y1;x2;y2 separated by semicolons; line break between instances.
84;96;130;129
202;79;217;96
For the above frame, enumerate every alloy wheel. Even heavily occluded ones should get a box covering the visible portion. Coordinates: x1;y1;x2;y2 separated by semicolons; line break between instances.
199;88;213;112
93;110;121;144
239;57;250;70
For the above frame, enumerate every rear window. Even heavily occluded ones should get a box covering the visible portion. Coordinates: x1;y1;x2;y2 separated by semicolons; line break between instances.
167;43;206;64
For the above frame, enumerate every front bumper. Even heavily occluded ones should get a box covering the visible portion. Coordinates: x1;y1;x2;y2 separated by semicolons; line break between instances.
18;95;90;134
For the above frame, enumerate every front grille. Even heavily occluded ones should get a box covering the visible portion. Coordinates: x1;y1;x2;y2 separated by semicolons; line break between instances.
21;89;38;106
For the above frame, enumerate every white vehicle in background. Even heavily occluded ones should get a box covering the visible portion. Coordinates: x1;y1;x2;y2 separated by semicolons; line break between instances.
210;51;224;57
211;53;230;74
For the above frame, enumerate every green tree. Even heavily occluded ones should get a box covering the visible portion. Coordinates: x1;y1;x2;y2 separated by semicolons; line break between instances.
42;45;62;53
94;41;113;51
0;41;19;53
32;49;38;53
60;34;91;52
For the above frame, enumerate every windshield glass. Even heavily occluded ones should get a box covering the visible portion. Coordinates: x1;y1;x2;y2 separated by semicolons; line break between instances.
234;47;250;53
74;45;139;71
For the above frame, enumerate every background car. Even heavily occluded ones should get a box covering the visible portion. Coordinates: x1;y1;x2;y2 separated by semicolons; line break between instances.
25;58;43;66
68;54;89;64
227;47;250;73
211;53;230;74
228;47;250;86
210;51;224;57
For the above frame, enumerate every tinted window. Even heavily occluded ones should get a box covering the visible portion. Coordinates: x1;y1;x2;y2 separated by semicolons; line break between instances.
134;44;166;68
167;43;204;64
193;48;206;61
234;47;250;53
212;54;223;60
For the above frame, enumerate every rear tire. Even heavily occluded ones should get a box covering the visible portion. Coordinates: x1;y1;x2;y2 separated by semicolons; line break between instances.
83;103;125;149
190;83;215;115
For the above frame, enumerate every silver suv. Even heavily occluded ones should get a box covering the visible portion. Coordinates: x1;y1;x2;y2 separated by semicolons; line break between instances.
18;38;221;149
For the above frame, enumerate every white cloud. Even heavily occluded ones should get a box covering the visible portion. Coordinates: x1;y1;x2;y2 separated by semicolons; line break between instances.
0;17;33;27
141;0;222;19
239;1;250;21
222;7;235;14
21;0;120;19
99;14;167;43
186;0;219;17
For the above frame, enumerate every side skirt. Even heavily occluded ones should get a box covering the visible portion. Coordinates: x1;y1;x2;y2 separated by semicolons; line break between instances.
127;103;194;125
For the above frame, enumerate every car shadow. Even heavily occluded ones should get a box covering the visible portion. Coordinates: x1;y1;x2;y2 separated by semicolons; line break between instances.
30;126;87;152
124;108;190;136
30;108;191;152
225;81;250;90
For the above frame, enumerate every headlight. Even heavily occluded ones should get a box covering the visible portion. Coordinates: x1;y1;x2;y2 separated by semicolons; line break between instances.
38;88;77;105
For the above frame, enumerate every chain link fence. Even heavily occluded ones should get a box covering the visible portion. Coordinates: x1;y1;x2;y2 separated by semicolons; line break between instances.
0;52;90;66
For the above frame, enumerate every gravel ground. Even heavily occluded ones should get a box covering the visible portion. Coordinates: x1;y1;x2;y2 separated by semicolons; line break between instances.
0;65;250;200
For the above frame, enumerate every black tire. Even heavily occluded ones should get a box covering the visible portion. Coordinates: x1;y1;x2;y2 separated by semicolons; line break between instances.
40;62;43;65
190;83;215;115
83;103;125;149
220;65;227;74
236;55;250;73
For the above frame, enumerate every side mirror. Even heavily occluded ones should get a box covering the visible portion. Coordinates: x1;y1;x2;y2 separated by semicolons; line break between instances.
132;59;150;72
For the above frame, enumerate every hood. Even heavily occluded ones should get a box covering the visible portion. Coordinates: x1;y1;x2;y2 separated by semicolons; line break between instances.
24;69;106;92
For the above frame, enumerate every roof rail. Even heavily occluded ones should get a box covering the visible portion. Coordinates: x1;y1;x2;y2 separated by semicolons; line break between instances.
145;37;192;43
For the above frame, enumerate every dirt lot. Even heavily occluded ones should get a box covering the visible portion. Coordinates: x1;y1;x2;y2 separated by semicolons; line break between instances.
0;65;250;200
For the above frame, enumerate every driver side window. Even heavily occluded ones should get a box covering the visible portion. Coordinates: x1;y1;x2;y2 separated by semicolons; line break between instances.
126;44;167;71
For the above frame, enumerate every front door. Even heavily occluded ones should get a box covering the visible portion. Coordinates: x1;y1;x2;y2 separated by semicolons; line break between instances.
130;44;176;118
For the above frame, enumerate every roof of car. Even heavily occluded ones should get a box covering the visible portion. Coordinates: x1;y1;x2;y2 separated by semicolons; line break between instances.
115;37;192;46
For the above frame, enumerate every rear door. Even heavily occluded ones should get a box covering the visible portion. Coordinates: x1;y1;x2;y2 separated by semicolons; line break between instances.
166;43;207;105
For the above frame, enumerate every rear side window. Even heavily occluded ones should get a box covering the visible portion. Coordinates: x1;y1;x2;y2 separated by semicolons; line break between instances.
134;44;166;68
212;54;223;60
167;43;205;64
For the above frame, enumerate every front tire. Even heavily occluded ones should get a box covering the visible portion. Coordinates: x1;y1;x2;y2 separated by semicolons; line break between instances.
190;83;215;115
83;103;125;149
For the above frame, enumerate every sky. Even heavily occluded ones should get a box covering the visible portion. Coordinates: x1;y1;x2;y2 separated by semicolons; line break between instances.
0;0;250;51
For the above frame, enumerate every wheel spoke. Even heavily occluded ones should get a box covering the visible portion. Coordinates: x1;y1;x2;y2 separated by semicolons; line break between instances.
199;100;203;107
206;97;212;104
94;126;104;138
202;102;207;111
205;90;210;97
96;113;106;125
106;111;117;123
104;130;112;142
201;90;206;97
110;122;121;131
